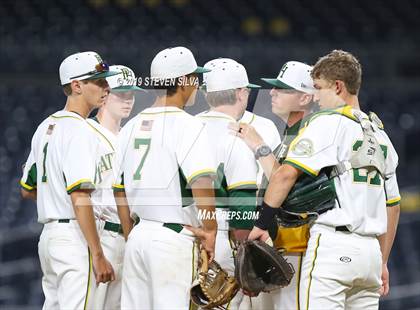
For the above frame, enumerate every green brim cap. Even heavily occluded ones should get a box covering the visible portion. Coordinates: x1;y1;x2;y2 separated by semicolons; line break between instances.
194;66;211;74
261;78;294;89
111;85;144;92
86;70;121;80
247;83;261;88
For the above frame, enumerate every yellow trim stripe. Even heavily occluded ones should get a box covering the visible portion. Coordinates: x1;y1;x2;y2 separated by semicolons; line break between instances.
187;169;216;184
386;197;401;205
189;242;197;310
198;115;235;121
284;159;318;177
66;179;93;192
83;248;92;310
141;111;183;115
50;115;82;121
20;180;35;191
296;253;303;310
306;234;321;310
112;184;125;189
227;181;258;191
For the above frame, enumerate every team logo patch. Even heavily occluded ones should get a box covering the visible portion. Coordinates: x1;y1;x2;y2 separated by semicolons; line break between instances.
291;138;313;156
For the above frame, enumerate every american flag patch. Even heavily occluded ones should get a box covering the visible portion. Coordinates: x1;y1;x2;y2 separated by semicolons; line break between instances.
140;120;153;131
46;124;55;135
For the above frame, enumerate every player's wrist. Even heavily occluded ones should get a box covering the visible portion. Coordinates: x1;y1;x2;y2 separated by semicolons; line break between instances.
255;201;278;230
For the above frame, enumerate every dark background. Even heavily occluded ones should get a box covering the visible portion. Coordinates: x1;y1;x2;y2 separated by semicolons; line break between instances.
0;0;419;308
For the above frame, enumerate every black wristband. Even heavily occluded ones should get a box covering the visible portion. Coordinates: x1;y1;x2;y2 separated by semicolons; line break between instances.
255;201;278;230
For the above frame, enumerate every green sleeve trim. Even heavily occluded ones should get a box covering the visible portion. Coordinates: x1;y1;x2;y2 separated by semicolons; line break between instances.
228;189;257;229
283;159;318;177
67;180;95;194
386;197;401;207
20;180;36;191
23;163;37;188
187;169;217;185
112;184;126;192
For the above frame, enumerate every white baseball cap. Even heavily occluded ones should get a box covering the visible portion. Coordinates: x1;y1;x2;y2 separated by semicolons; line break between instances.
261;61;315;94
150;46;210;79
203;58;260;92
59;51;119;85
106;65;143;92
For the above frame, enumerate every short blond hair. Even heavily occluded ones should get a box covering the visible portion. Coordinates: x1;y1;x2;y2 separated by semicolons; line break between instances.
311;50;362;95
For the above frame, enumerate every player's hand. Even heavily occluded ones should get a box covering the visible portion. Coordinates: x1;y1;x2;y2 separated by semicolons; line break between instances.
92;253;115;284
247;226;270;242
228;122;263;152
379;263;390;296
185;225;216;262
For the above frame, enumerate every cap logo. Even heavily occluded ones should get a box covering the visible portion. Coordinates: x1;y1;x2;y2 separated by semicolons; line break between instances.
121;68;134;80
94;54;103;64
279;64;288;78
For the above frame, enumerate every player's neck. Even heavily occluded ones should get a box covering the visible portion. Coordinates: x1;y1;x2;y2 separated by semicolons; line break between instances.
64;97;92;119
286;111;305;127
96;109;121;135
211;105;241;121
152;93;186;110
345;95;360;110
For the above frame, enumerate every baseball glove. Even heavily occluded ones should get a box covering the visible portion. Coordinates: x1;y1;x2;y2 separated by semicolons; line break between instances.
234;240;294;294
190;249;239;309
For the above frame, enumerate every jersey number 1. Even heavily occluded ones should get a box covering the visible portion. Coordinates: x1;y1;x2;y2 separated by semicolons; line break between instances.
42;142;48;182
133;138;151;180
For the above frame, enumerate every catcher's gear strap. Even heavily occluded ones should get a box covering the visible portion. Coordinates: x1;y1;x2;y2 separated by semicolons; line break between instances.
331;110;386;178
255;201;278;230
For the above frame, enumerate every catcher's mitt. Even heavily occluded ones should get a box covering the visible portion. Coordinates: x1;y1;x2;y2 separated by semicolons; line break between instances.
234;240;294;294
190;249;239;309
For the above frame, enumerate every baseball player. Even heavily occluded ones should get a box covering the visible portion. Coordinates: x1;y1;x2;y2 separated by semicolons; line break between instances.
20;51;117;309
248;50;401;309
197;58;260;309
113;46;217;309
234;61;316;310
88;65;142;310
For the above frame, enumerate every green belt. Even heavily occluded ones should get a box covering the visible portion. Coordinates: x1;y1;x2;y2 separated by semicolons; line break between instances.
104;221;123;234
133;217;183;234
58;219;71;223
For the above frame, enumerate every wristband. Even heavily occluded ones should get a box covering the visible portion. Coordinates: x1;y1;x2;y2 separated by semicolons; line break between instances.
255;201;278;230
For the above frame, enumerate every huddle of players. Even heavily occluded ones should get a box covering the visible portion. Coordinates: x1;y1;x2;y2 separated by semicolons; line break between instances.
20;46;400;310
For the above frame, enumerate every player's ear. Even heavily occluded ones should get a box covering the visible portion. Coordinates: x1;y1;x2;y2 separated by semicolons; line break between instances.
335;80;345;95
71;80;83;95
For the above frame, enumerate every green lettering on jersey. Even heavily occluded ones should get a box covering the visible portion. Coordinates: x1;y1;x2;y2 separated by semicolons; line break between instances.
352;140;387;186
94;152;114;184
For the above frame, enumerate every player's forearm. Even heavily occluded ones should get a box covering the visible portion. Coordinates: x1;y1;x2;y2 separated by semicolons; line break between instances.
71;191;104;258
21;188;37;201
115;191;133;240
259;154;280;180
378;204;400;264
264;164;301;208
191;177;217;232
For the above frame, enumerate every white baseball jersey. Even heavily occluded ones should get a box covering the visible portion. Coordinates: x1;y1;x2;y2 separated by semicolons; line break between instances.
284;105;400;236
20;110;99;223
113;106;216;226
240;110;281;150
87;118;120;223
240;110;281;184
196;110;258;230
